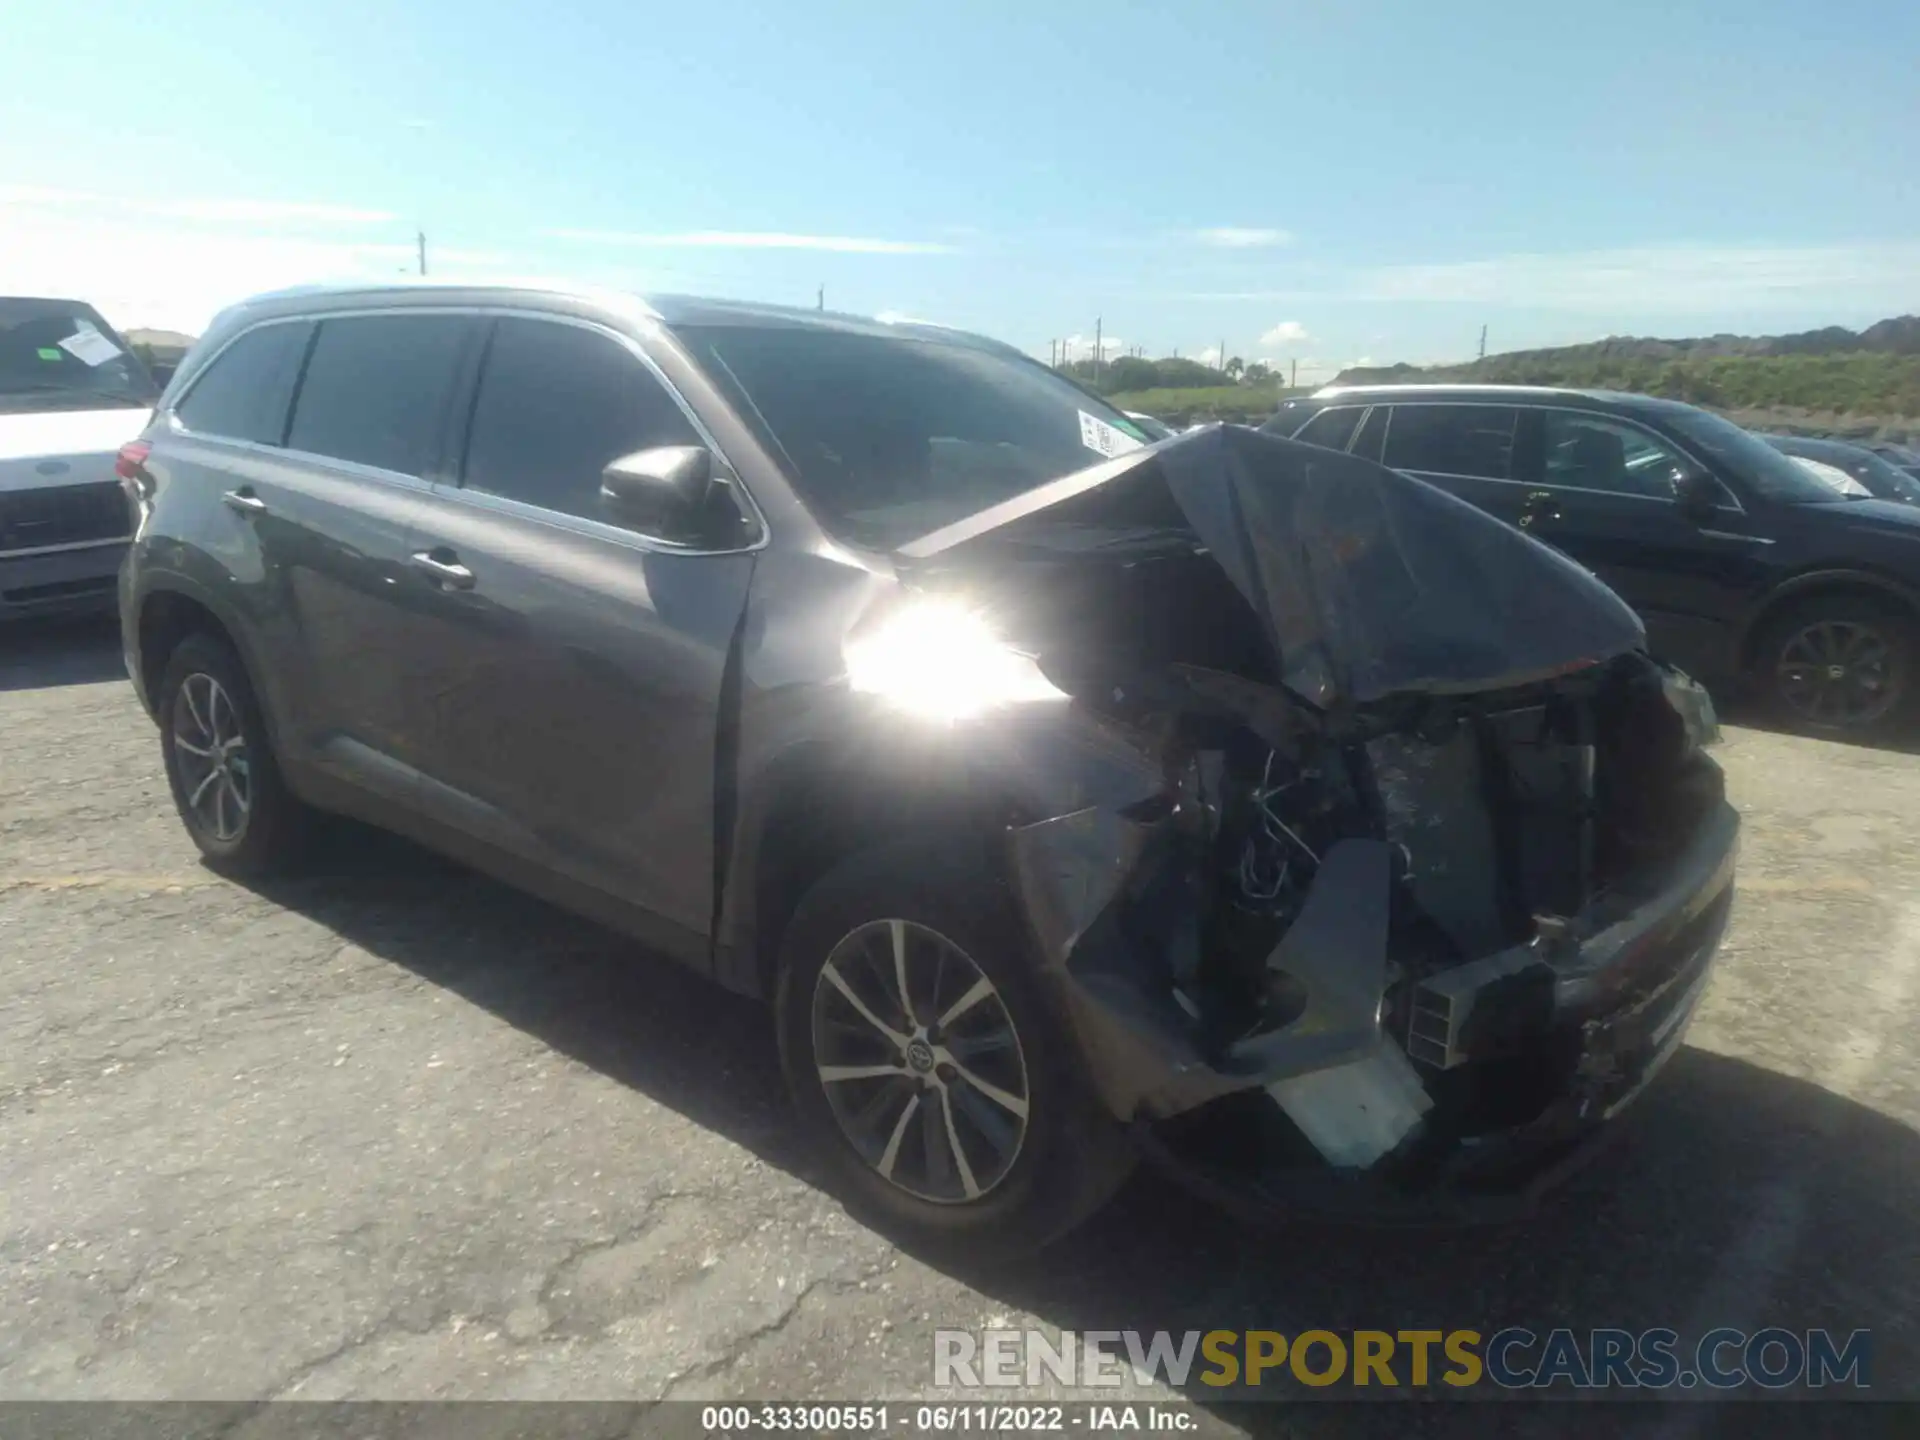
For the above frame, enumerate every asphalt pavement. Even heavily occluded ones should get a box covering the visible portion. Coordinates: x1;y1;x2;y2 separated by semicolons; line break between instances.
3;615;1917;1433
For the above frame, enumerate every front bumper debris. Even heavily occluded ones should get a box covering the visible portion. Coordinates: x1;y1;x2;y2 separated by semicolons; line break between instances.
1012;780;1738;1222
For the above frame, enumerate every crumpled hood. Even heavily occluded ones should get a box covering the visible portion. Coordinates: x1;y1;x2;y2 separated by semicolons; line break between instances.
899;424;1646;708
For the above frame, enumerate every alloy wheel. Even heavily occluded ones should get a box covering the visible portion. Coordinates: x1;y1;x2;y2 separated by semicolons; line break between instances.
171;672;252;842
810;918;1030;1204
1776;619;1906;729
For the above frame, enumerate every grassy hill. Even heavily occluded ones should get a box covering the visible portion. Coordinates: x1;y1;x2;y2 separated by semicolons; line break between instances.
1333;316;1920;438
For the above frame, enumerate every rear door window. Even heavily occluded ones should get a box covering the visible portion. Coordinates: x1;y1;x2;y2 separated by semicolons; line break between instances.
1381;404;1520;480
174;322;312;444
286;314;471;477
461;317;703;525
1292;406;1364;451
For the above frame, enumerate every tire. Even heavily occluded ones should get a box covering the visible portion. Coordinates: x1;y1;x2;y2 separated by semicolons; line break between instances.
775;839;1135;1260
1753;594;1918;739
158;632;311;874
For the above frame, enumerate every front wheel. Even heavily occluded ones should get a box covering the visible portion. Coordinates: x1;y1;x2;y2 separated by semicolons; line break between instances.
1755;595;1916;739
775;841;1134;1259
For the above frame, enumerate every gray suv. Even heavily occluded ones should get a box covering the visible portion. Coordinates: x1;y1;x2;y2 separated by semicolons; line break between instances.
121;284;1736;1253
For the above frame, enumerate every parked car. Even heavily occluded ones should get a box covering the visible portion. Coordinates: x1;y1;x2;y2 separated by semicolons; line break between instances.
1266;385;1920;736
1763;434;1920;506
1780;453;1871;498
1;296;158;621
1860;441;1920;478
122;286;1735;1252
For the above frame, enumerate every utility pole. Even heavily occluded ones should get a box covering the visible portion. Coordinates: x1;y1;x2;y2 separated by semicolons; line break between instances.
416;231;427;277
1220;339;1227;373
1093;318;1102;381
1477;324;1487;361
817;285;825;312
1290;358;1297;389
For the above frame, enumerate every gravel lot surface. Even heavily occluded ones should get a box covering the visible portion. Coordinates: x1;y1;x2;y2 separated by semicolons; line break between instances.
3;616;1917;1433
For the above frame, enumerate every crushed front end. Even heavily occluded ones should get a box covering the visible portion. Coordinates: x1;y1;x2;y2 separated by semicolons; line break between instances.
903;426;1739;1221
1008;651;1734;1221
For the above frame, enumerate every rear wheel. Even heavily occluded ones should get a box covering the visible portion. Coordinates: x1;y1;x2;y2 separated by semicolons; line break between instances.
158;633;311;873
775;840;1133;1259
1755;595;1916;738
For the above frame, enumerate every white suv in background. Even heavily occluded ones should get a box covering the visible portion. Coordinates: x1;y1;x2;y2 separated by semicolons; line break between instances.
0;297;159;622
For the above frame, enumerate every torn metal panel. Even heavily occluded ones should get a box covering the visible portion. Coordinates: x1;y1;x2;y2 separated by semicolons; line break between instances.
1266;1043;1433;1170
1229;838;1396;1080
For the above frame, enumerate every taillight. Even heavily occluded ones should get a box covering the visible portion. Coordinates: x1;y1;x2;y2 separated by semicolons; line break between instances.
115;440;151;481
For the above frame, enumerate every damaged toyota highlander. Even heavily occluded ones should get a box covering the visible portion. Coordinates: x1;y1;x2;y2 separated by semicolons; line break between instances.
121;286;1737;1254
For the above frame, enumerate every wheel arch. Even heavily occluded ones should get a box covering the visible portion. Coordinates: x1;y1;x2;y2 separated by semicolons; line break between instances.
135;580;286;750
722;743;1032;1003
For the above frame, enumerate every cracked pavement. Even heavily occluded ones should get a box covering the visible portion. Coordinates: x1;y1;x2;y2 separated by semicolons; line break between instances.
3;616;1919;1427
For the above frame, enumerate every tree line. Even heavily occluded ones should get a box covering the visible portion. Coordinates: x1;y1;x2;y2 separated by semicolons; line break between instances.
1054;354;1282;393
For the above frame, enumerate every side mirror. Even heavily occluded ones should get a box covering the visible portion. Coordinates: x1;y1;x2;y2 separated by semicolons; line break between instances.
1672;466;1720;521
600;445;715;540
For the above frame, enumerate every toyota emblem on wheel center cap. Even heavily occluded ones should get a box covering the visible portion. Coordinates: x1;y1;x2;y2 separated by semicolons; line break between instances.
906;1038;936;1073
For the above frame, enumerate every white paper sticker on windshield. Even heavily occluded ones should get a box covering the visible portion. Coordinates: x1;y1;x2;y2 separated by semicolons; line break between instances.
1079;409;1145;459
57;328;123;367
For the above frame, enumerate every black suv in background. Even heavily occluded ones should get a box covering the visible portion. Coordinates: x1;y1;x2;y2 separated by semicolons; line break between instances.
1265;386;1920;736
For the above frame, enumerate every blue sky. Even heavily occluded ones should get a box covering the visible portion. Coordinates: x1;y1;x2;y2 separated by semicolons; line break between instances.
5;0;1916;381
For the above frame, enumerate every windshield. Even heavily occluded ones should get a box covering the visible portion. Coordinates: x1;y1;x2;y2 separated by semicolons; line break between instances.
1663;407;1846;504
0;298;158;413
674;324;1151;547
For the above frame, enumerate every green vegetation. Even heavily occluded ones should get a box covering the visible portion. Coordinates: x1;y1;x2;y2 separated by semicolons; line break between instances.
1422;353;1920;418
1054;354;1295;424
1106;386;1285;423
1335;315;1920;425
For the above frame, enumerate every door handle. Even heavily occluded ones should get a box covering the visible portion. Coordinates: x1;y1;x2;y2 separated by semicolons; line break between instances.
410;549;475;589
222;488;267;516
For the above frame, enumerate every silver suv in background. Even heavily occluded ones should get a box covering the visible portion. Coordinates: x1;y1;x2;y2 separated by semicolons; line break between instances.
0;297;158;621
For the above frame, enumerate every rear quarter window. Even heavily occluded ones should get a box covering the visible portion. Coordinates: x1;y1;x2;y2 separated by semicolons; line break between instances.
174;322;313;445
1292;406;1364;451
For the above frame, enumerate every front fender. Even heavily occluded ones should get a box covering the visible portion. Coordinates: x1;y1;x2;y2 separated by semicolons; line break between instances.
712;691;1173;998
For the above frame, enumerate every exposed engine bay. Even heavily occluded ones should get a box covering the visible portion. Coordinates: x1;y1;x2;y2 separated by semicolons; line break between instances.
892;427;1737;1213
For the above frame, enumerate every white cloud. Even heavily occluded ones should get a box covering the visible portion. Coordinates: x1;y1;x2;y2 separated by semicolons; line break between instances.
545;228;956;255
1258;320;1311;347
1177;239;1920;317
1193;227;1293;248
1349;242;1920;309
0;184;395;225
1;206;509;334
